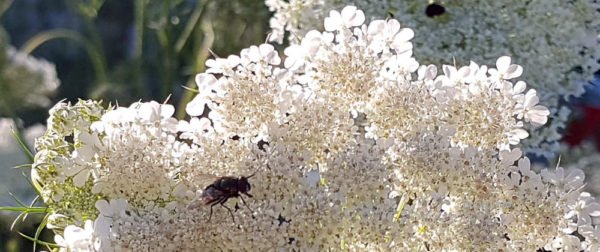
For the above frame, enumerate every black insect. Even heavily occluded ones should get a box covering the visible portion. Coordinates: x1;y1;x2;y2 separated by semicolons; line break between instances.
425;3;446;18
191;173;255;222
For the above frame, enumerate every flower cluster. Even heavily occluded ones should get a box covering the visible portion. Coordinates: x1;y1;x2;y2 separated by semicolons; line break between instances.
31;6;600;251
392;0;600;157
544;143;600;198
0;46;60;115
265;0;390;44
266;0;600;157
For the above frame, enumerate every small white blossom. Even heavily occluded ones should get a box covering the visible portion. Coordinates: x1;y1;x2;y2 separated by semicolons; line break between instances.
94;199;129;250
488;56;524;80
580;224;600;251
324;6;365;31
542;167;585;192
54;220;101;252
564;193;600;226
515;89;551;126
266;0;388;44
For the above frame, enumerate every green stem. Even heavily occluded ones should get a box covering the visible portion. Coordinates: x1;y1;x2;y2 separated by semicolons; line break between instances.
18;231;60;249
174;0;204;54
0;98;35;162
134;0;146;97
10;119;34;163
32;213;50;252
393;195;407;222
155;0;174;99
159;0;206;99
156;29;173;99
0;206;48;213
175;14;214;120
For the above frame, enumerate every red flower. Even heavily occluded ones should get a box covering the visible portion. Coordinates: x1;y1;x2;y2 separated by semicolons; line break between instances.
565;105;600;149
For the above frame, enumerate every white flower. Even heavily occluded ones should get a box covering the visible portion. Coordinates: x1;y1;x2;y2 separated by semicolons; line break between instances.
499;148;522;164
545;233;582;252
177;117;213;141
367;19;414;54
28;4;600;252
94;199;129;249
206;55;241;74
580;224;600;251
515;89;551;126
197;73;222;96
240;44;281;66
96;107;135;126
55;220;101;252
488;56;523;80
541;167;585;192
134;101;175;122
324;6;365;31
266;0;388;44
506;128;529;146
284;30;323;68
392;1;600;156
267;0;600;157
564;193;600;226
185;73;219;117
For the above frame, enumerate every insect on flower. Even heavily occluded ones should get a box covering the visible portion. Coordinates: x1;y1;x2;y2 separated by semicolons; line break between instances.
189;173;256;222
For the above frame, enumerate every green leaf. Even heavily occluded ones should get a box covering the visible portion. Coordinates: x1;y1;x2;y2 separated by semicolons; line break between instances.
33;213;50;252
11;127;34;162
8;192;27;207
29;195;40;207
0;206;49;213
31;177;44;197
21;170;43;197
174;1;205;53
393;195;407;223
21;195;43;224
18;231;61;249
340;238;348;250
181;84;199;93
11;211;27;231
13;163;33;169
319;177;328;187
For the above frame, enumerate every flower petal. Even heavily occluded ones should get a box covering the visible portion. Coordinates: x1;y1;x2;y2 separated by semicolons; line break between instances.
324;11;342;31
496;56;511;73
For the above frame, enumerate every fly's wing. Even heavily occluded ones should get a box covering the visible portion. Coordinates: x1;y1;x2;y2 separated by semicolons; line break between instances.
193;173;220;190
187;173;222;210
188;187;226;210
201;186;226;204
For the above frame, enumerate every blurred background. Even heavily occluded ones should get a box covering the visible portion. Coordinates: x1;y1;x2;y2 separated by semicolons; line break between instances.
1;0;600;251
0;0;271;250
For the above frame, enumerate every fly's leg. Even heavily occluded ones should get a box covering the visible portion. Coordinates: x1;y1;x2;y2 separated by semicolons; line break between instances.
220;200;235;223
207;204;214;222
239;194;254;214
207;197;226;222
